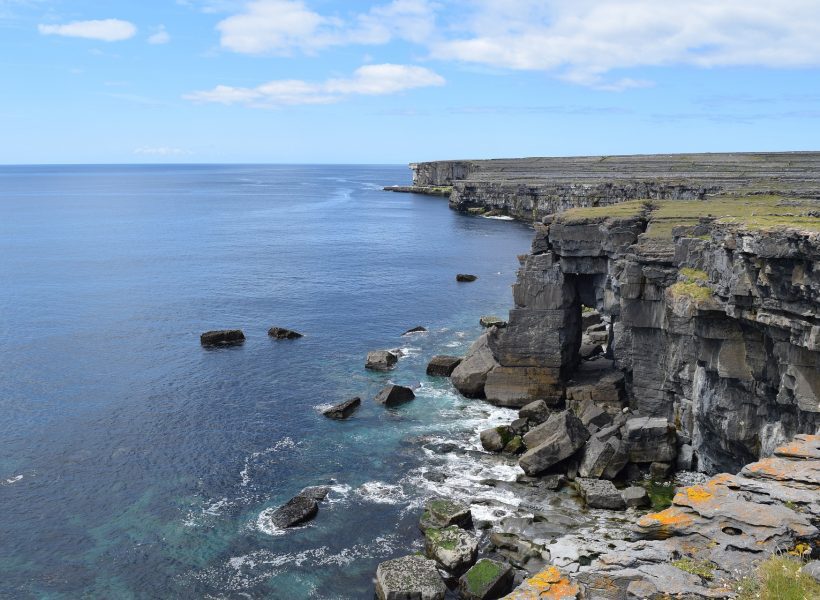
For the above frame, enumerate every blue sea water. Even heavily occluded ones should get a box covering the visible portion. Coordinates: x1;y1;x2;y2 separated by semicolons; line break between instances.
0;165;535;599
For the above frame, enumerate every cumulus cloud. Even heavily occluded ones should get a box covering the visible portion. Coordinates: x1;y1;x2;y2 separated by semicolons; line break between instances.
216;0;438;54
184;63;445;108
430;0;820;90
148;26;170;44
38;19;137;42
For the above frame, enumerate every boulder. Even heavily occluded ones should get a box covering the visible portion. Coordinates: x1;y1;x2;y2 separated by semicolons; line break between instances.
458;559;514;600
298;486;330;501
518;400;551;425
403;326;428;335
801;561;820;584
419;498;472;532
450;332;498;398
374;385;415;407
456;274;478;282
576;478;626;510
480;426;514;453
267;494;318;528
200;329;245;346
366;350;399;371
624;417;677;463
519;411;590;476
575;399;613;429
480;315;508;328
621;486;650;508
268;327;303;339
375;555;447;600
424;526;478;573
578;436;628;480
426;355;462;377
509;418;528;435
322;397;361;419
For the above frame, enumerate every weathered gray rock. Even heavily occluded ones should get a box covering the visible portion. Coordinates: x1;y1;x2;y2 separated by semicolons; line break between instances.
518;400;551;425
624;417;677;464
578;436;628;480
298;486;330;501
519;411;590;476
420;498;472;532
457;274;478;282
267;494;318;528
458;559;514;600
480;315;508;328
621;486;650;508
366;350;398;371
200;329;245;346
375;555;447;600
801;560;820;584
576;478;626;510
322;397;361;419
268;327;303;339
426;355;462;377
450;332;498;398
509;417;528;435
480;426;513;453
424;526;478;573
374;385;415;406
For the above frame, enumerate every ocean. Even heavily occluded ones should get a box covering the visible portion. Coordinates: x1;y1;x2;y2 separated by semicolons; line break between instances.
0;165;535;599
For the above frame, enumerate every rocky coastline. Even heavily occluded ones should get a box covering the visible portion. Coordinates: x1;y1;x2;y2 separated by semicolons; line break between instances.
374;154;820;599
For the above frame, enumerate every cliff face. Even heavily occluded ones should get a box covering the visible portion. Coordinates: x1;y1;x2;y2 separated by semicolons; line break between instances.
494;198;820;473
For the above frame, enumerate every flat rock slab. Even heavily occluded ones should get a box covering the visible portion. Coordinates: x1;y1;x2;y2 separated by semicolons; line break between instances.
375;555;446;600
424;525;478;573
501;566;581;599
322;397;361;419
366;350;399;371
200;329;245;346
426;355;462;377
459;558;514;600
374;384;415;406
773;433;820;461
267;494;318;528
420;498;472;532
268;327;303;339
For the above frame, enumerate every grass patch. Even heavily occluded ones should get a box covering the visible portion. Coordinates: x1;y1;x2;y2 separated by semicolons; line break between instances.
672;558;715;580
464;559;504;594
679;268;709;283
669;281;713;302
558;199;648;223
425;526;459;551
736;556;820;600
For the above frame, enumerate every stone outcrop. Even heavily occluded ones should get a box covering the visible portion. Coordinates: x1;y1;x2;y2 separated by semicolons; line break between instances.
374;384;415;406
375;555;447;600
266;494;318;529
366;350;398;371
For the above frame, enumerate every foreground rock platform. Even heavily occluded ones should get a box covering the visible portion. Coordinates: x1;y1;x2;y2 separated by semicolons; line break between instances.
375;555;446;600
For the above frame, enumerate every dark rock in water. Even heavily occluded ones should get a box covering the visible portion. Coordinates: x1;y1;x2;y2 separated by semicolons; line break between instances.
426;355;462;377
424;526;478;574
456;274;478;282
519;410;589;476
200;329;245;346
480;315;507;328
450;332;498;398
268;494;318;528
366;350;398;371
403;325;428;335
375;555;447;600
374;384;415;406
576;478;626;510
518;400;551;426
458;558;514;600
480;426;514;453
420;498;472;532
621;486;650;508
322;397;361;419
624;417;677;463
298;486;331;501
268;327;303;339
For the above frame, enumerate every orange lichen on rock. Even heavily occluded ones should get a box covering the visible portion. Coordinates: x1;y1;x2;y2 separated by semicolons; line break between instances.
502;566;581;599
774;434;820;460
678;485;714;504
639;507;694;529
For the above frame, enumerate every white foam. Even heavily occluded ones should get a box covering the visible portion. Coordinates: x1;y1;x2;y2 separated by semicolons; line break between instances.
239;437;298;487
3;474;23;485
355;481;407;504
483;215;515;220
256;508;289;537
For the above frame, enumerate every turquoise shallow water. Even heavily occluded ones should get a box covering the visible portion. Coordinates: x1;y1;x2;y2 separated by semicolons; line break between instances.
0;165;534;599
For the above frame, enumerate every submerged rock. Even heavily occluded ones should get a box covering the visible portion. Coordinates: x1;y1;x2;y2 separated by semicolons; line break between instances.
267;495;318;528
403;326;428;335
200;329;245;346
450;332;498;398
322;397;361;419
456;274;478;282
459;558;514;600
424;526;478;573
375;555;447;600
426;355;462;377
267;327;303;339
374;384;415;406
366;350;399;371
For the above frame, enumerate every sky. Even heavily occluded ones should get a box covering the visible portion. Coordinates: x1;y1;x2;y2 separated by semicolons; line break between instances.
1;0;820;164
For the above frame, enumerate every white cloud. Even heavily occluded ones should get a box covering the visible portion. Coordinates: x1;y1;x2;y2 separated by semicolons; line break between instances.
216;0;438;55
134;146;189;156
184;63;444;108
148;26;170;45
431;0;820;90
38;19;137;42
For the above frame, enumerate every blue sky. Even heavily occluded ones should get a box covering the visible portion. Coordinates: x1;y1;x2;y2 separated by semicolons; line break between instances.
2;0;820;164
